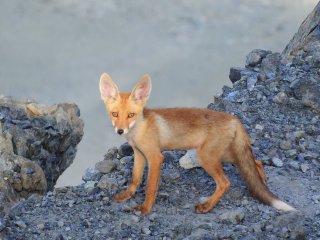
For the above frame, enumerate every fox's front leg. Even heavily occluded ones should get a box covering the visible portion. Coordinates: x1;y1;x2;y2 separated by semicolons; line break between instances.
113;147;146;202
132;150;163;215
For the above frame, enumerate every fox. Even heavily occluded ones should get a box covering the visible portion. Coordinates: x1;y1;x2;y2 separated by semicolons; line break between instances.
99;73;296;215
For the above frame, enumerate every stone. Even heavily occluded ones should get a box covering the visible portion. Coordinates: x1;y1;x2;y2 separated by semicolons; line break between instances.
261;53;280;79
97;175;124;189
271;157;283;167
290;78;320;111
82;168;101;182
179;150;200;169
247;75;257;91
0;217;5;232
245;49;271;67
279;140;292;150
83;181;96;189
229;67;245;83
273;212;305;239
103;147;118;161
95;160;117;174
273;92;288;104
142;227;151;235
288;161;300;170
15;220;27;229
300;164;309;173
118;142;133;157
220;208;245;224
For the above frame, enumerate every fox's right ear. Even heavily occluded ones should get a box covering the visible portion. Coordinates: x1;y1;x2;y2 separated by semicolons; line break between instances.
99;73;119;102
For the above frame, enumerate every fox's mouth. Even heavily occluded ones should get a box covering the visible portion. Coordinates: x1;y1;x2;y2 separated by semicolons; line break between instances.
115;120;136;136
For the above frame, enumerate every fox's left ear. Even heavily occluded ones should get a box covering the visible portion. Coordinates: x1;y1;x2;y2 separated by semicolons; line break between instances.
130;74;152;103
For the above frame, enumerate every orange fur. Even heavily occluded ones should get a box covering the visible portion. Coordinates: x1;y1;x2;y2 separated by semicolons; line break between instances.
99;73;295;215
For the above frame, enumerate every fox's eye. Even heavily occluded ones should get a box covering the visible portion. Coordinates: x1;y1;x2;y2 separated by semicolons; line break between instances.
111;112;118;117
128;113;135;118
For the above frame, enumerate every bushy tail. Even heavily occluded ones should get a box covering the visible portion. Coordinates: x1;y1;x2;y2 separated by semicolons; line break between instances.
233;122;295;212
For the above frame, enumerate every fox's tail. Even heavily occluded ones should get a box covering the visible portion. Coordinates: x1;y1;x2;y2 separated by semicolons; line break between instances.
233;122;296;212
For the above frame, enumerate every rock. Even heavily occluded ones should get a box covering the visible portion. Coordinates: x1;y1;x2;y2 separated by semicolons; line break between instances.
142;227;151;235
245;49;271;67
15;220;27;229
279;140;292;150
103;146;118;161
97;175;124;189
300;164;309;173
261;53;281;79
95;160;117;174
0;217;5;232
118;142;133;157
271;157;283;167
220;208;245;224
179;150;200;169
273;212;305;240
273;92;288;104
83;181;96;189
229;67;245;83
290;78;320;111
82;168;101;182
282;1;320;68
0;96;83;213
247;75;257;91
288;161;300;170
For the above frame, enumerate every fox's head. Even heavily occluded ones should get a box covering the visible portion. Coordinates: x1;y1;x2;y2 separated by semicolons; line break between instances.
99;73;151;135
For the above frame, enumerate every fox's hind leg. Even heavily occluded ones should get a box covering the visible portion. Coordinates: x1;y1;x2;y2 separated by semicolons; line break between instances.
255;160;266;185
195;145;231;214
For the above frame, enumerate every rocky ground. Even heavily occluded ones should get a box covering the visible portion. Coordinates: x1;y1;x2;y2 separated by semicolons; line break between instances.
2;2;320;240
2;47;320;240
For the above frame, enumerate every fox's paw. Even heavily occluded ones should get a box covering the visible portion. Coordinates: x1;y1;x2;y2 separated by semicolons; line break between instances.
131;204;151;215
113;190;133;202
194;201;214;214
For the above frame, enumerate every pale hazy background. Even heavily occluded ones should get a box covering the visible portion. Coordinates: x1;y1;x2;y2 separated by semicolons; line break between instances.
0;0;318;186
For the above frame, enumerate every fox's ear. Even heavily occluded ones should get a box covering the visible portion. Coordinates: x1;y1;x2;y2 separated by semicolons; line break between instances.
99;73;119;102
130;74;152;103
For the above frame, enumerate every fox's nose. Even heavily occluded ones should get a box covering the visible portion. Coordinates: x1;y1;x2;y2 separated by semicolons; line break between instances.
117;129;124;135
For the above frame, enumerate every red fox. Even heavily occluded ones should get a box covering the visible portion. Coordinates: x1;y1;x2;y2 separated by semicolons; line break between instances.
99;73;296;215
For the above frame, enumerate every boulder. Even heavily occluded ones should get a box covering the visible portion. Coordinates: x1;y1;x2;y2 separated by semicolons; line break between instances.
0;96;83;213
282;1;320;69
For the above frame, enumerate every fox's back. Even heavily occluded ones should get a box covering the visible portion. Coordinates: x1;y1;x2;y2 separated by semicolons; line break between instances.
139;107;238;150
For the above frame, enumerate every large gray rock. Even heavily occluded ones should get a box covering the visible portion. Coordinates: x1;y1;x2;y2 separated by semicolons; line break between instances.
0;96;83;213
282;1;320;68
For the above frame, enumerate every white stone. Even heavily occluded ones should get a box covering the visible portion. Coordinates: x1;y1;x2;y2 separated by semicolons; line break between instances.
179;150;200;169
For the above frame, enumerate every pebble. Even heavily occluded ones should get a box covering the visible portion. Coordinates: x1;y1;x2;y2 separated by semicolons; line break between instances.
255;124;264;130
280;140;292;150
142;227;151;235
0;217;6;231
37;223;45;230
97;175;121;189
220;208;245;224
57;221;64;227
288;161;300;170
15;220;27;229
95;160;117;174
82;168;100;182
273;92;288;104
300;164;309;173
179;150;200;169
83;181;96;189
271;157;283;167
